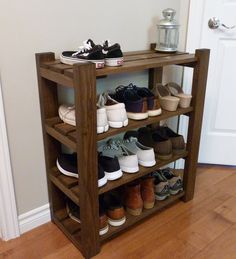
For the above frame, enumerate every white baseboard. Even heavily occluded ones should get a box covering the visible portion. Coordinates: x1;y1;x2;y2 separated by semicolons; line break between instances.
18;204;51;234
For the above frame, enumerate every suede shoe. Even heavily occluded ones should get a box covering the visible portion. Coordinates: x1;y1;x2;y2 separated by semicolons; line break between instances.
141;177;155;209
125;182;143;216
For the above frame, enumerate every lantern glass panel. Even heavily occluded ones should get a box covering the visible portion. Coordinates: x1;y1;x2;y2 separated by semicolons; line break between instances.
157;27;179;51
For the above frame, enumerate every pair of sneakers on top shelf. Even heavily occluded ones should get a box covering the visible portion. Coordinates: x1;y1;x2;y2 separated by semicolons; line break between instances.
58;93;128;134
60;39;123;68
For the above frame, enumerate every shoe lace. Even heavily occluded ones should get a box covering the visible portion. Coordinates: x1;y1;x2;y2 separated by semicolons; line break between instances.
123;136;138;144
72;40;92;57
103;139;120;151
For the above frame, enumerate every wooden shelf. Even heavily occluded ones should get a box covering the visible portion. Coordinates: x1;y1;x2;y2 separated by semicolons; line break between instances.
101;191;185;242
45;107;193;151
39;51;197;87
49;151;188;205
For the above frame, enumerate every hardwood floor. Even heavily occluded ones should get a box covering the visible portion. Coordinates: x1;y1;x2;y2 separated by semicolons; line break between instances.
1;165;236;259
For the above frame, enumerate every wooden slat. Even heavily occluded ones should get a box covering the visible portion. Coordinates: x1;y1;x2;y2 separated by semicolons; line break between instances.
100;192;185;242
40;67;74;87
54;123;76;135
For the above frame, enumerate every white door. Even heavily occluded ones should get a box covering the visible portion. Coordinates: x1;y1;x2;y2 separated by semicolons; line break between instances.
184;0;236;166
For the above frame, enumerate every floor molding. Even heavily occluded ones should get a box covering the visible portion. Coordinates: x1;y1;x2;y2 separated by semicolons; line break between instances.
18;204;51;234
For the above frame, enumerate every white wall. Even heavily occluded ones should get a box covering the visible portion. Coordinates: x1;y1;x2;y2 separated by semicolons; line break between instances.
0;0;187;215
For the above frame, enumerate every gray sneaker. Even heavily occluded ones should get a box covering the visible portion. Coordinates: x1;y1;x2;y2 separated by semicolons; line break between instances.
161;168;183;195
98;139;139;173
153;171;170;200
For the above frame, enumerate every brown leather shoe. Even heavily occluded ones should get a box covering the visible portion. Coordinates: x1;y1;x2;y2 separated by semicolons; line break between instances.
99;210;109;236
155;126;185;155
138;127;172;160
105;193;126;226
141;177;155;209
125;182;143;216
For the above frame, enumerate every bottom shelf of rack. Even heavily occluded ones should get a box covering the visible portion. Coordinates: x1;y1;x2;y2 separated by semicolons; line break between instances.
53;191;185;247
100;191;185;242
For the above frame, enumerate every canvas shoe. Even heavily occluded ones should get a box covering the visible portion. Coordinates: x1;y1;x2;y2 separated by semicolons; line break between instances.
98;153;123;181
56;153;107;187
98;139;139;173
58;104;109;134
153;171;170;200
97;94;128;128
123;131;156;167
102;40;124;67
103;193;126;226
66;199;109;236
111;85;148;120
161;168;183;195
60;39;105;69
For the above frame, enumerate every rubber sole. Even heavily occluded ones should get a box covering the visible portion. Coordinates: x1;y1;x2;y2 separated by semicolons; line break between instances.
97;124;109;134
108;216;126;227
99;225;109;236
169;188;183;195
57;160;78;178
127;112;149;120
59;112;76;126
173;149;186;155
148;108;162;117
105;169;123;181
108;119;128;128
120;165;139;174
105;57;124;67
126;207;142;216
98;176;107;187
144;201;155;209
60;54;105;69
138;159;156;167
157;153;172;160
155;193;170;201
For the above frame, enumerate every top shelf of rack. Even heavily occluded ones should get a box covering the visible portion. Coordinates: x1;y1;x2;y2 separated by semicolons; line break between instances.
39;50;197;87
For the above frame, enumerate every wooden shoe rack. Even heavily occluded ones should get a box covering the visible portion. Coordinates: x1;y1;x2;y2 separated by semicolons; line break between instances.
36;46;210;259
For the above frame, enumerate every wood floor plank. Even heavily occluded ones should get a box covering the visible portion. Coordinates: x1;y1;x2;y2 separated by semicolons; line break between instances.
1;165;236;259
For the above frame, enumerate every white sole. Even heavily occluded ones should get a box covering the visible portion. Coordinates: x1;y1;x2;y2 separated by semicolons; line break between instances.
148;108;162;117
105;169;123;181
59;112;76;126
105;57;124;67
108;216;126;227
98;176;107;187
138;160;156;167
56;160;78;178
127;112;148;120
97;124;109;134
155;194;169;201
169;188;183;195
60;54;105;69
108;119;128;128
99;225;109;236
120;165;139;173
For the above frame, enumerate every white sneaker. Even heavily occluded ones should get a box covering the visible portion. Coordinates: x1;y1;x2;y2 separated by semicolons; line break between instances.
97;94;128;129
58;104;109;134
122;135;156;167
98;139;139;173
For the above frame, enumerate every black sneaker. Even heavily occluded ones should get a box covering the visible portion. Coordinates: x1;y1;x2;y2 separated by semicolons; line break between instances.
60;39;105;69
56;153;107;187
102;40;124;67
98;154;123;181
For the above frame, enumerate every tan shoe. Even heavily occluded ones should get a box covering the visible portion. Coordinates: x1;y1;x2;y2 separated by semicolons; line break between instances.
166;82;192;108
125;183;143;216
141;177;155;209
152;84;180;111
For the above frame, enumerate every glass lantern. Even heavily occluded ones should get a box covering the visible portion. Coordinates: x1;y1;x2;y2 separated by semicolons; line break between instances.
155;8;180;52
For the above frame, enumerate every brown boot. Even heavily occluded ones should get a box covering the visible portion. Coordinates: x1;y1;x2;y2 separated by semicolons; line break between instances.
141;177;155;209
125;183;143;216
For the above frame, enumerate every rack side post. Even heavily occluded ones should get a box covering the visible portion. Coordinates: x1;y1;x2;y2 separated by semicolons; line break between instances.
35;53;63;217
183;49;210;202
73;63;100;258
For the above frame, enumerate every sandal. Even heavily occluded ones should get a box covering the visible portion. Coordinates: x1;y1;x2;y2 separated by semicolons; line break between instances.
152;84;180;112
166;82;192;108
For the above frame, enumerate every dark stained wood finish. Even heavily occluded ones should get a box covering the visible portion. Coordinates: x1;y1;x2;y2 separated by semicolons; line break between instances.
36;48;210;258
73;63;100;258
183;49;210;202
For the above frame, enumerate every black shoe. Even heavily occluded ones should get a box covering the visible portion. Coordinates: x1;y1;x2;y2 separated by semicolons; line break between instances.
102;40;124;67
98;154;123;181
57;153;107;187
60;39;105;69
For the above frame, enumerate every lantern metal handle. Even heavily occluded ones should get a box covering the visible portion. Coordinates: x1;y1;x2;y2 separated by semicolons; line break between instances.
208;17;236;30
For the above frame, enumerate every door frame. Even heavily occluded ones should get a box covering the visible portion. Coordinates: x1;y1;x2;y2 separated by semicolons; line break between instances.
0;79;20;240
177;0;206;168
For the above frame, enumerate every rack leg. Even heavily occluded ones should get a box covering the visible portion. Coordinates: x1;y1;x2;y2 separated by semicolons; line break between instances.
183;49;210;202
